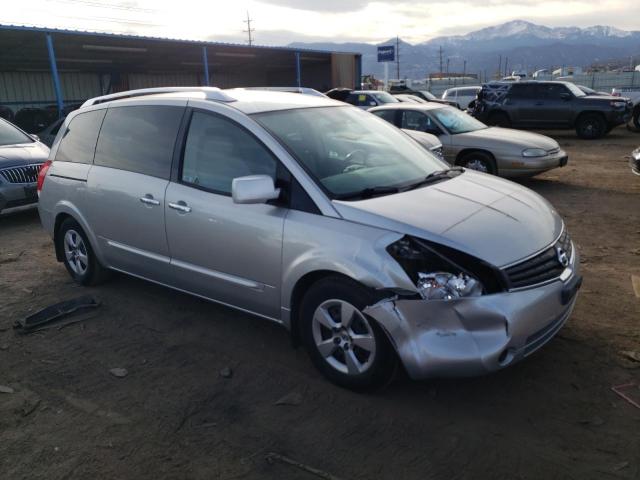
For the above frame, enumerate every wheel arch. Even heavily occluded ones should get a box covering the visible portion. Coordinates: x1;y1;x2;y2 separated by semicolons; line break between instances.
52;202;105;266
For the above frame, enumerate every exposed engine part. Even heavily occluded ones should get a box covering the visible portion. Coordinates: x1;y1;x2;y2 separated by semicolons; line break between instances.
416;272;482;300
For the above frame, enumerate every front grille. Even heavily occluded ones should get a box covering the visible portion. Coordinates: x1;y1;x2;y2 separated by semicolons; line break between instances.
0;164;42;184
504;230;573;289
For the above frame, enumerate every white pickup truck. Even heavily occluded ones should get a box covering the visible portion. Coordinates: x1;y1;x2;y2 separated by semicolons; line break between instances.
612;87;640;128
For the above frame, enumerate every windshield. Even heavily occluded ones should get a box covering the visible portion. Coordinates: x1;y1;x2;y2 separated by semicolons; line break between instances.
370;92;399;104
565;83;586;97
0;119;32;146
418;90;436;100
430;107;487;134
253;106;448;199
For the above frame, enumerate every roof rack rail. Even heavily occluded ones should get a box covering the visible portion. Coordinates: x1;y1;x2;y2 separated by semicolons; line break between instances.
81;87;236;107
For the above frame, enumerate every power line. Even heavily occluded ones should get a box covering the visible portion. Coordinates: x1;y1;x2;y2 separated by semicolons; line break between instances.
243;11;255;46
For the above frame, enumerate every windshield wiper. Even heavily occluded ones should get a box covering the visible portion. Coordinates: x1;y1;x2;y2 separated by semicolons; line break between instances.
403;166;464;191
335;185;400;200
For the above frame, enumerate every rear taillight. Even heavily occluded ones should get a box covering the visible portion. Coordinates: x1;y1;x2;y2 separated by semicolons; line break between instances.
37;160;52;195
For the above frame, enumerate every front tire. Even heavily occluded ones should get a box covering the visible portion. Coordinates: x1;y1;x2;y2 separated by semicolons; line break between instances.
57;218;109;286
300;276;397;391
459;151;497;175
576;113;606;139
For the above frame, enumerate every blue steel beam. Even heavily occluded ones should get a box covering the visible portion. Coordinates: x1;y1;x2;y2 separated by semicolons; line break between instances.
202;46;210;86
295;51;301;87
45;33;64;118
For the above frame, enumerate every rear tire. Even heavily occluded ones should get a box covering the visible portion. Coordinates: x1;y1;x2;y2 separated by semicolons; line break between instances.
300;276;397;391
576;113;606;139
487;112;511;128
57;218;110;286
459;151;497;175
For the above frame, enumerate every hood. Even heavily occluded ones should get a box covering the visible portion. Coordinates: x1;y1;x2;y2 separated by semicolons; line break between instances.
0;142;50;169
333;170;562;268
452;127;559;151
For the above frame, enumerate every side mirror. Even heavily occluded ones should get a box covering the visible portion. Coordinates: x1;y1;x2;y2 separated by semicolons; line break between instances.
560;93;571;101
232;175;280;205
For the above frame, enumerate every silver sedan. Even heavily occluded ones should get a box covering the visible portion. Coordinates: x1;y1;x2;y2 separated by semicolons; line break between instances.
369;103;568;177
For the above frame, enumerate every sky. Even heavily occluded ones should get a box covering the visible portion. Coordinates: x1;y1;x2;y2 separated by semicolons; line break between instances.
4;0;640;45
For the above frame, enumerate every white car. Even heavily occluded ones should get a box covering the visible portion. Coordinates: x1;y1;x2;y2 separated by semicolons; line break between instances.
442;86;481;110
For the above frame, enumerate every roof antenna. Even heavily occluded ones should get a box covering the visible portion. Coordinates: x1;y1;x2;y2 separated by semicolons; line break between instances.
243;11;255;46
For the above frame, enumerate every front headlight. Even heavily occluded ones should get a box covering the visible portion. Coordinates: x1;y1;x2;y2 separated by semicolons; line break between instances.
386;236;501;300
430;145;444;159
610;100;626;108
522;148;547;158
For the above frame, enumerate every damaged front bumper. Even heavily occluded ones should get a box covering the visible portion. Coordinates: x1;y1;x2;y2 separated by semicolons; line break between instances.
364;256;582;379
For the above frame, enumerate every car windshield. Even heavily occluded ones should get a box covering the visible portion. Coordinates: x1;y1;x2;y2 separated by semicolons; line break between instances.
0;119;33;146
430;107;487;134
370;92;399;104
565;83;586;97
253;106;448;199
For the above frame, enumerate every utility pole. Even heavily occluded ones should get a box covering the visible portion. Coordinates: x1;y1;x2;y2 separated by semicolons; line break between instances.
446;58;450;76
497;55;502;79
504;57;509;77
243;11;255;46
396;36;400;80
439;46;443;77
463;59;466;77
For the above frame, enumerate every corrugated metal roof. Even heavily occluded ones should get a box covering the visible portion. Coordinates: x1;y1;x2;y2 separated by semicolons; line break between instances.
0;23;361;56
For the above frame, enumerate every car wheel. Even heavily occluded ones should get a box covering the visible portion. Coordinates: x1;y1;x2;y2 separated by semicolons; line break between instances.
633;106;640;129
300;276;397;391
57;218;109;286
487;112;511;128
576;113;606;139
459;151;497;175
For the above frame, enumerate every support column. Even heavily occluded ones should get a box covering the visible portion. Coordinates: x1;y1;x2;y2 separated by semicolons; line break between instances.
45;33;64;118
202;46;210;86
295;52;301;87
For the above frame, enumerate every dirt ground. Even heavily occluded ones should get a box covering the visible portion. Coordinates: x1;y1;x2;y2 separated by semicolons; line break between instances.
1;127;639;480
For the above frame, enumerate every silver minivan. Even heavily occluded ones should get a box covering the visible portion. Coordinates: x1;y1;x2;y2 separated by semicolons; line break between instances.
38;87;581;390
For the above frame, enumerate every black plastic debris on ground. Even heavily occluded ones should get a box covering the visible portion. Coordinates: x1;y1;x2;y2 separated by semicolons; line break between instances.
13;295;100;333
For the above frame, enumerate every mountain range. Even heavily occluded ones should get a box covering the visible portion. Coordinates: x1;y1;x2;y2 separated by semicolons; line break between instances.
288;20;640;79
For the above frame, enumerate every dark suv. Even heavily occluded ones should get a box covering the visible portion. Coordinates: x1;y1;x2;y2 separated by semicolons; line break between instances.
473;81;633;139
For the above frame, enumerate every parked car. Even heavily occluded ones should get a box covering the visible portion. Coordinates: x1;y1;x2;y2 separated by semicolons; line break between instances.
324;88;353;102
0;118;50;214
612;87;640;129
441;86;481;110
631;147;640;175
369;103;568;176
39;117;65;147
473;81;633;139
400;129;444;159
393;94;428;104
38;87;581;390
14;107;56;134
389;86;459;107
576;85;609;96
343;90;399;109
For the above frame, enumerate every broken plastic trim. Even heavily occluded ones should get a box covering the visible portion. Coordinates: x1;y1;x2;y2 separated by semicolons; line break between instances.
14;295;100;333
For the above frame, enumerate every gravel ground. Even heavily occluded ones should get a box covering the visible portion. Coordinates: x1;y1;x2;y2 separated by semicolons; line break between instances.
1;126;639;480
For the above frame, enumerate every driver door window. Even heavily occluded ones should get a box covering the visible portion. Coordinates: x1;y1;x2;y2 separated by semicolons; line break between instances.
181;111;277;195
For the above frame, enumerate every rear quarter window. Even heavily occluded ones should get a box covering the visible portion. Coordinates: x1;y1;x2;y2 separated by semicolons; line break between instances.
55;110;106;164
94;105;184;179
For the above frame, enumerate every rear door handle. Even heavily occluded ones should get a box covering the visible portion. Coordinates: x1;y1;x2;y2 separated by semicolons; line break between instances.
139;195;160;206
168;201;192;213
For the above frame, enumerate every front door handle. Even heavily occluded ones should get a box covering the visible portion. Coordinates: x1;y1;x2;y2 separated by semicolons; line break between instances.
168;201;192;213
139;195;160;206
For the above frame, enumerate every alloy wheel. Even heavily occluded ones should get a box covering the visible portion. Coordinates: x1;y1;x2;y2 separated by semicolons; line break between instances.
465;159;489;173
64;229;89;276
311;299;377;376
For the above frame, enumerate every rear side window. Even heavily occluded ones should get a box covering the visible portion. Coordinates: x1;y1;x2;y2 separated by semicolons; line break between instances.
372;109;396;124
181;111;277;195
55;110;106;164
444;90;456;99
94;105;183;179
509;84;536;99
